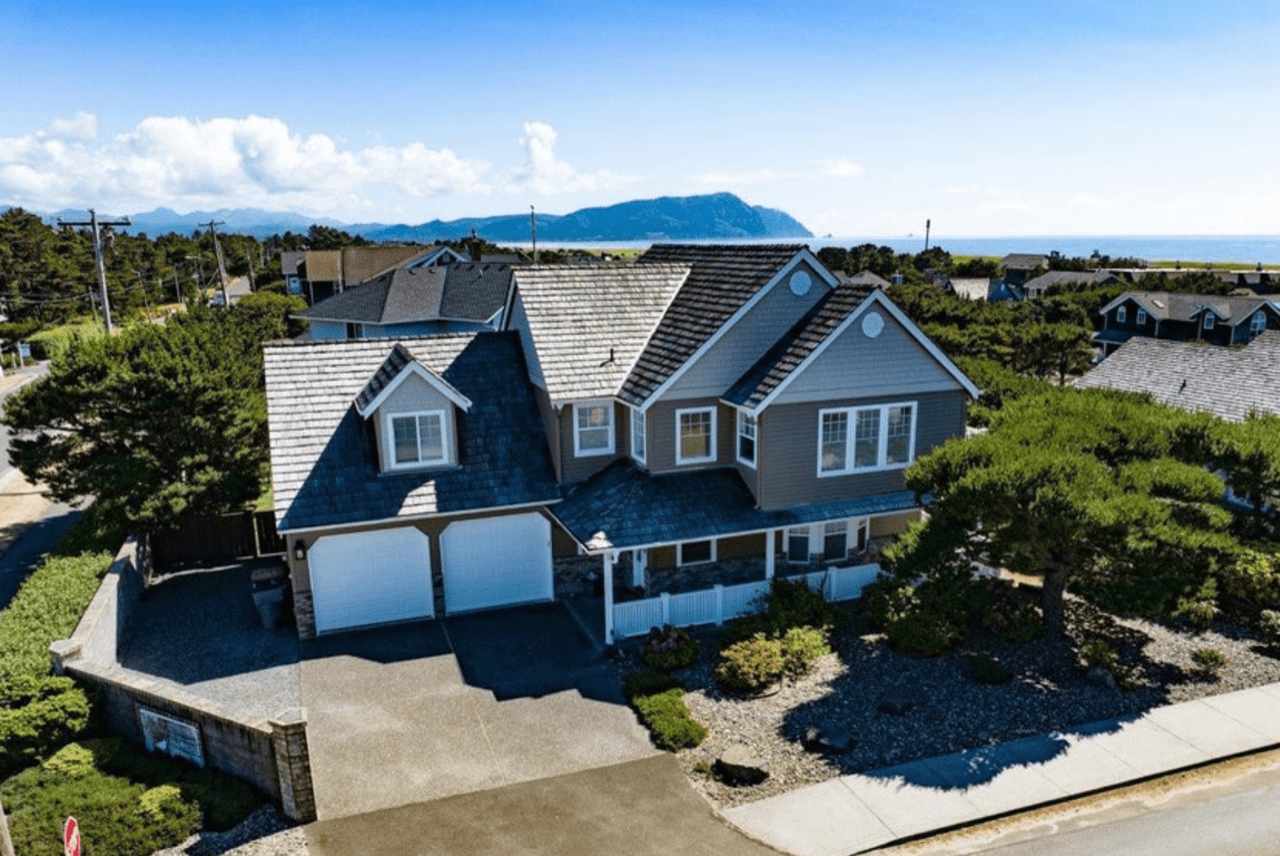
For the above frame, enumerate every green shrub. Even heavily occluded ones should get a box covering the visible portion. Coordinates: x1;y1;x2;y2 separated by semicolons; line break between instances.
622;668;681;701
729;578;841;640
640;625;700;672
982;591;1045;644
1259;609;1280;643
0;675;94;780
884;609;963;656
780;626;830;676
1217;547;1280;614
715;633;787;694
1191;647;1228;675
855;575;905;631
963;653;1013;685
1174;596;1217;631
630;688;707;751
1079;639;1119;671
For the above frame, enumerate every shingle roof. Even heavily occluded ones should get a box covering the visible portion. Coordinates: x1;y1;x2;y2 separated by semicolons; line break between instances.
620;243;807;406
340;245;430;283
1075;331;1280;422
265;332;559;532
298;263;510;325
281;251;306;277
511;263;690;402
999;254;1049;270
724;281;877;409
1103;291;1277;324
1022;270;1117;292
551;460;919;550
844;270;893;289
302;251;341;281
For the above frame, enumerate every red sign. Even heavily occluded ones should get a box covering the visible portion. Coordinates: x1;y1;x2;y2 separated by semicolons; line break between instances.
63;816;80;856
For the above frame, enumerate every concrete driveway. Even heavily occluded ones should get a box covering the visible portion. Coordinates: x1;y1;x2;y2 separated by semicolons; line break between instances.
300;602;658;820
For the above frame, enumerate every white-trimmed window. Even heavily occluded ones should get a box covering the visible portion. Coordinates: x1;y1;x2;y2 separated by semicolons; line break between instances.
1252;311;1267;334
1116;306;1127;324
1204;314;1216;330
1136;308;1147;326
574;401;614;457
819;403;916;475
388;411;448;469
676;407;716;465
736;412;757;467
677;539;715;566
823;521;849;562
630;407;646;464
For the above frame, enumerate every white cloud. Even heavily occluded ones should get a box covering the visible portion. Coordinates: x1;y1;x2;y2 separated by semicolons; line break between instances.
510;121;630;194
0;113;522;217
822;158;864;178
1072;192;1115;208
690;168;783;186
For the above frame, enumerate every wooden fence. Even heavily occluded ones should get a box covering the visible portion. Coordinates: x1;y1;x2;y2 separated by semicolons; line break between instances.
151;510;285;568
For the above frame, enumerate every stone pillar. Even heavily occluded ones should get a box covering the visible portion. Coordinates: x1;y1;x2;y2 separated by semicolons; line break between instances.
270;709;317;823
602;551;615;645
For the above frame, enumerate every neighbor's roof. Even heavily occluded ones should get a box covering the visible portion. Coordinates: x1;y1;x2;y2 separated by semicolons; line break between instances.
1099;291;1279;324
724;281;877;410
844;270;893;290
620;243;807;406
298;263;511;326
1022;270;1117;293
551;460;920;551
301;250;341;281
1075;331;1280;422
340;245;433;283
998;253;1049;270
281;251;306;277
264;332;559;531
510;263;690;402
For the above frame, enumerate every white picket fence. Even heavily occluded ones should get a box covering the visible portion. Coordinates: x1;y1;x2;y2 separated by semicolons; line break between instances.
611;562;883;639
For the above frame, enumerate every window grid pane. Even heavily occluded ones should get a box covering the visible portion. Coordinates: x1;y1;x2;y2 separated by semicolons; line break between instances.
737;413;756;463
577;404;611;452
631;410;645;459
820;412;847;472
418;414;443;461
680;410;712;460
885;406;912;465
854;409;880;468
787;527;809;562
392;416;419;464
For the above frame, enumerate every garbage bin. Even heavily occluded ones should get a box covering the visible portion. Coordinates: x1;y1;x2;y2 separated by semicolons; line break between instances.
250;563;288;630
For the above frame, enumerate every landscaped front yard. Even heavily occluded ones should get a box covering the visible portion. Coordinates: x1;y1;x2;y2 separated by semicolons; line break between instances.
623;581;1280;810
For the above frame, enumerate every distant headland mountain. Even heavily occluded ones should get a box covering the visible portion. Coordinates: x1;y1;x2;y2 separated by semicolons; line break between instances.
31;192;812;242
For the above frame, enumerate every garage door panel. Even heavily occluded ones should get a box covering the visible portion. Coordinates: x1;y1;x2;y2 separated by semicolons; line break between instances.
441;514;553;613
310;527;434;633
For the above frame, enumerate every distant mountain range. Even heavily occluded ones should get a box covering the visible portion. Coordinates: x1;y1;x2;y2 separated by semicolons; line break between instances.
28;192;811;242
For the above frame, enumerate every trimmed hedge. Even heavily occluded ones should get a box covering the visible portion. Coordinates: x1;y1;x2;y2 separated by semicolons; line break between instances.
630;688;707;751
0;549;114;681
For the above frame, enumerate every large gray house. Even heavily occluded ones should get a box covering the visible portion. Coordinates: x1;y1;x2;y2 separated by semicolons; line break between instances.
264;244;978;640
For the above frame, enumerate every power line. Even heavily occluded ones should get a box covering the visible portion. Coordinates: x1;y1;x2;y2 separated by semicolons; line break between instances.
57;209;131;333
200;220;231;307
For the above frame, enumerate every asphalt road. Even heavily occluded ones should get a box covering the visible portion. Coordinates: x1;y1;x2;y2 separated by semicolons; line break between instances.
0;500;83;610
0;361;49;483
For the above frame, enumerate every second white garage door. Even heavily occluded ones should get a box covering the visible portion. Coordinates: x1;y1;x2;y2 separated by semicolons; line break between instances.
440;513;553;613
308;527;434;634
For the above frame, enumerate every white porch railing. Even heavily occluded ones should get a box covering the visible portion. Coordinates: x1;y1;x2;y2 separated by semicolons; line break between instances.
611;562;883;639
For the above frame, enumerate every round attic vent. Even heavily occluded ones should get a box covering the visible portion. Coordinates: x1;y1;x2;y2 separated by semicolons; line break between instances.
861;311;885;338
789;271;812;296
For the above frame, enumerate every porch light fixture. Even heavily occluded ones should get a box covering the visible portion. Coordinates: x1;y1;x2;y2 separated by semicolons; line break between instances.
293;540;307;561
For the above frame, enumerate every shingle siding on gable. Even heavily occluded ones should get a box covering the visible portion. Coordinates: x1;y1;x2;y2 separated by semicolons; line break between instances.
757;389;966;509
770;311;960;405
661;260;830;401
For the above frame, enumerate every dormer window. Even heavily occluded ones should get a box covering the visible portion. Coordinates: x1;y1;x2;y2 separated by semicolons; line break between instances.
1116;306;1127;324
1252;311;1266;334
574;401;615;457
388;411;448;469
1204;314;1216;330
1136;308;1147;326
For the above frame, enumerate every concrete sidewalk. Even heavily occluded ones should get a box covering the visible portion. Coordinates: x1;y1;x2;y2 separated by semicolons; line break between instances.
724;682;1280;856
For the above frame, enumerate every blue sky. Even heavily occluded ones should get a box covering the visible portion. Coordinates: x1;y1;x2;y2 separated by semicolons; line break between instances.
2;0;1277;237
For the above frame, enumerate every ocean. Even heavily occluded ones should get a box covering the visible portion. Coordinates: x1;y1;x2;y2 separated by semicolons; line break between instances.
537;235;1280;265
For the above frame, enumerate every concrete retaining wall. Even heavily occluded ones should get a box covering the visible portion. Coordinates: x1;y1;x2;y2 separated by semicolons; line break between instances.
50;535;317;822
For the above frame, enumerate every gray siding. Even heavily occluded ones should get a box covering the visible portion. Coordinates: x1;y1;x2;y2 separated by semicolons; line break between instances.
757;389;967;509
505;292;547;389
372;374;458;471
309;320;346;340
558;400;631;483
663;260;830;401
772;310;959;405
645;397;736;474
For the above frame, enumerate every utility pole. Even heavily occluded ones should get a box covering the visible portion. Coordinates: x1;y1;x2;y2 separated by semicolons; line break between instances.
924;219;931;252
530;205;538;267
244;247;256;290
58;209;131;334
201;220;231;307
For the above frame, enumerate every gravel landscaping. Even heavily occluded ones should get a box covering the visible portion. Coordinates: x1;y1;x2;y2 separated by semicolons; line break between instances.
650;588;1280;810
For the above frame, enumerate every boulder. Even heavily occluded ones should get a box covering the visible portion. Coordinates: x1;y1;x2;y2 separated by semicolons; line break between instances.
877;692;916;716
714;744;769;786
802;725;857;755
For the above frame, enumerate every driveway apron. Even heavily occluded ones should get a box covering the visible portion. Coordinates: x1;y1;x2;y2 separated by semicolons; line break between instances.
300;602;657;820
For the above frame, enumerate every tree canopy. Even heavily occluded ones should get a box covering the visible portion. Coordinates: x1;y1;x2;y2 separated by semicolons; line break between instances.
2;303;296;529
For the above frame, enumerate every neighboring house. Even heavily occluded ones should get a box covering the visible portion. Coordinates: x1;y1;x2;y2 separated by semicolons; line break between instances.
1094;291;1280;358
986;280;1024;303
833;270;894;290
297;263;512;339
1075;331;1280;422
208;275;253;307
1021;269;1118;299
997;254;1049;287
264;244;979;640
947;278;993;302
294;245;468;304
281;251;306;297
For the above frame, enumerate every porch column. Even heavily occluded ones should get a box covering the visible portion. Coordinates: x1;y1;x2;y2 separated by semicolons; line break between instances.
631;548;646;588
765;529;776;580
602;551;615;645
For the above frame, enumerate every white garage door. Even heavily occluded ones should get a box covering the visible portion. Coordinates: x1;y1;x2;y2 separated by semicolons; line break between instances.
440;514;553;613
308;527;434;634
